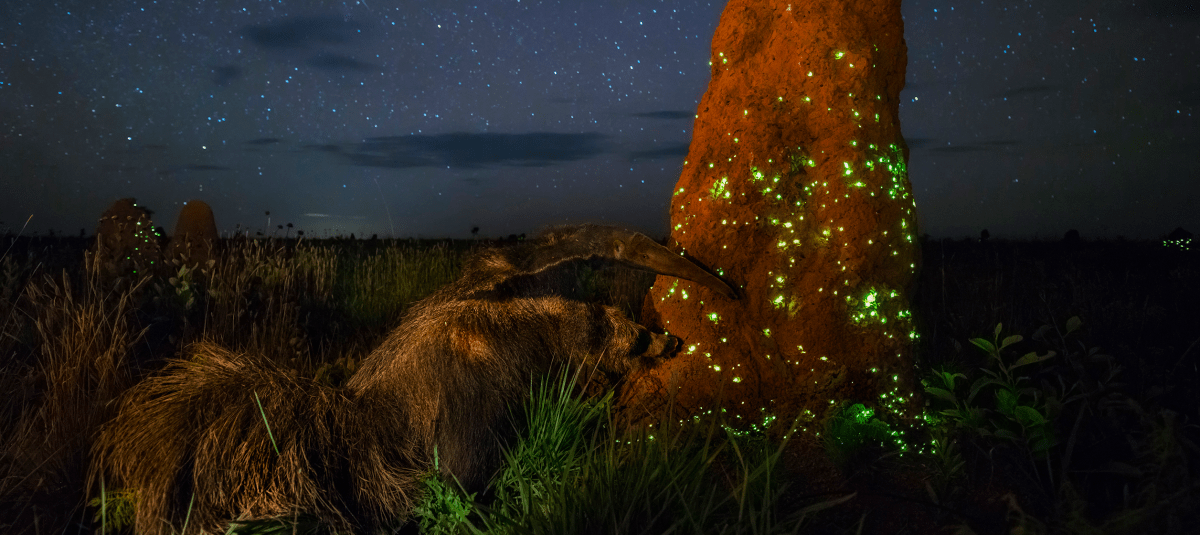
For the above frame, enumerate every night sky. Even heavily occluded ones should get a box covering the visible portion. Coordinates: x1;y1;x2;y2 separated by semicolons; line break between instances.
1;1;1196;240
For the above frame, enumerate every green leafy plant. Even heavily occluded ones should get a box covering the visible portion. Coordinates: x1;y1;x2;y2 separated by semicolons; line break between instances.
88;485;137;533
411;448;478;535
823;402;898;468
924;320;1064;456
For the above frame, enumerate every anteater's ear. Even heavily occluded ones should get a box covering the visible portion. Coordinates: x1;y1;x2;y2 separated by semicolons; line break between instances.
612;238;627;258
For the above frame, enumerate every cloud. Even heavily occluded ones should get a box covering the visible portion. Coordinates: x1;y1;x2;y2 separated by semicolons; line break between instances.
242;17;363;49
629;143;690;161
211;65;242;86
336;132;607;169
303;143;342;153
306;54;375;71
246;137;282;145
1138;0;1200;19
631;110;693;120
183;164;233;171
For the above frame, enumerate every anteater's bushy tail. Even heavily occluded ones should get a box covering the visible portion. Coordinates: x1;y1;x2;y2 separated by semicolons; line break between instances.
90;341;424;535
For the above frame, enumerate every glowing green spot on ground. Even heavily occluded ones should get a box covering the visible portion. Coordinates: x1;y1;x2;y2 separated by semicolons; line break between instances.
834;51;845;59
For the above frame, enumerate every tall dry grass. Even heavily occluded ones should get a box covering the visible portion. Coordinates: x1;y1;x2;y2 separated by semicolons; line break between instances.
0;250;146;529
1;237;468;532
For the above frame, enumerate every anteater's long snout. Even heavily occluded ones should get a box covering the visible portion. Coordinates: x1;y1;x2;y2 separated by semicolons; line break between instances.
625;234;738;300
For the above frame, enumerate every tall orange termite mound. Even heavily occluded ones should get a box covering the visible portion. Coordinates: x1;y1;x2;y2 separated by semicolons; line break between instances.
624;0;921;436
168;200;219;267
94;198;163;277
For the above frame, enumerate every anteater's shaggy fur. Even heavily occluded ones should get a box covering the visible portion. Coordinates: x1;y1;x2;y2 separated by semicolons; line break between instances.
91;225;736;534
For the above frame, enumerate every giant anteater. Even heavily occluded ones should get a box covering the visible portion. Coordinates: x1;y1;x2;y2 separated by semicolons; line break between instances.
91;224;736;533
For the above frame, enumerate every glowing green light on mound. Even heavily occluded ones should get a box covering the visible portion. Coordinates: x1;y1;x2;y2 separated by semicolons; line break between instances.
834;51;845;59
709;176;731;200
762;328;771;337
707;312;720;323
732;377;742;383
773;295;784;307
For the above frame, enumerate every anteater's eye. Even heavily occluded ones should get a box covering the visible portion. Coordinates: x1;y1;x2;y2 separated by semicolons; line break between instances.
630;328;652;355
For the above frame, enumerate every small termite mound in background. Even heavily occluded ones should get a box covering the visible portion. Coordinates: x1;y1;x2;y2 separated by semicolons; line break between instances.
168;200;219;268
94;197;163;278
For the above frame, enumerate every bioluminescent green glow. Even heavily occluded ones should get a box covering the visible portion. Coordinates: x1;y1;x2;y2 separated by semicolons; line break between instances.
709;176;731;200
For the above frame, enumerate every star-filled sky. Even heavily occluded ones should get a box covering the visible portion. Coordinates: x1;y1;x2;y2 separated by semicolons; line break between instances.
1;0;1196;240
